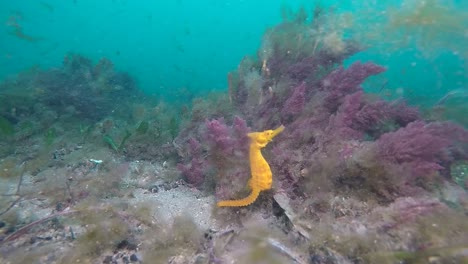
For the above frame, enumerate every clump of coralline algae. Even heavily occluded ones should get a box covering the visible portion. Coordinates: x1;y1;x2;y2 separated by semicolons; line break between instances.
174;4;468;262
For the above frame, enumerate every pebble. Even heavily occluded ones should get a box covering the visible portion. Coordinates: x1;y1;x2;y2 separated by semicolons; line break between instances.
130;254;138;262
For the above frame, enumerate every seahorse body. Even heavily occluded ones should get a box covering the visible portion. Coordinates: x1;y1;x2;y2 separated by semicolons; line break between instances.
217;125;284;207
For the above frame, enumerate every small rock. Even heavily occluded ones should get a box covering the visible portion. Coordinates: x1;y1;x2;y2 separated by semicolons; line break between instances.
30;237;37;244
103;255;113;264
130;254;139;262
116;239;129;250
148;185;159;193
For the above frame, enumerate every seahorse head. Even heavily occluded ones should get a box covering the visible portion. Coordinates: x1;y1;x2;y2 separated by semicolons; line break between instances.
248;125;284;148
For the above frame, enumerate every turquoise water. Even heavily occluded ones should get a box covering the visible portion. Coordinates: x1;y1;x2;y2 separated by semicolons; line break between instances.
1;0;293;99
0;0;467;106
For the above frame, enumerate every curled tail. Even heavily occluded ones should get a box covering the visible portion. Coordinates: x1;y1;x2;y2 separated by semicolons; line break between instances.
217;188;261;207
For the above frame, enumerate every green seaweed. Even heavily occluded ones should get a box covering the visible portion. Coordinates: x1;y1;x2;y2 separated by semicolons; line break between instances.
104;130;132;152
0;116;14;136
119;130;132;150
136;121;149;135
168;117;178;140
19;121;33;133
366;246;468;264
44;127;56;146
104;135;119;152
143;215;202;263
79;124;93;142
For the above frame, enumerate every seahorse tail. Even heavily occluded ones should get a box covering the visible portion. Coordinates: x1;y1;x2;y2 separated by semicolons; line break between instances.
217;189;261;207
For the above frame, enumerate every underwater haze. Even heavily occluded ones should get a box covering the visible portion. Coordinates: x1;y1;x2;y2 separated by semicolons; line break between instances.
1;0;306;99
1;1;465;106
1;0;468;263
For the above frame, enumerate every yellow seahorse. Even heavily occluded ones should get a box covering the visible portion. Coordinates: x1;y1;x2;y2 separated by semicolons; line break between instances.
217;125;285;207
